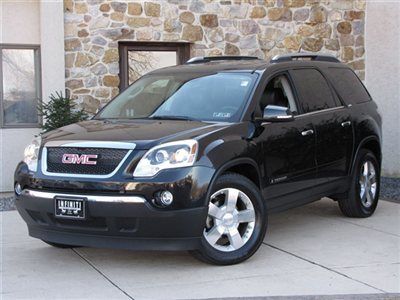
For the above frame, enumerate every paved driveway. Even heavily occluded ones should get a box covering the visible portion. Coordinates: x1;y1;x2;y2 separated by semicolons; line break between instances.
1;198;399;300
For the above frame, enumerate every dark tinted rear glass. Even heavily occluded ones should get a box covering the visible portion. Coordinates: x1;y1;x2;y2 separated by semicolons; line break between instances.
291;69;337;113
328;68;371;105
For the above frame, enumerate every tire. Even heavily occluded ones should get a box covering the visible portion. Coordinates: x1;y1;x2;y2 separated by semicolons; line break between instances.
191;173;267;265
42;240;78;248
338;149;380;218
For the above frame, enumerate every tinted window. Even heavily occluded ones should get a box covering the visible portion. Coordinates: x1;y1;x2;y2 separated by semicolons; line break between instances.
291;69;337;113
328;68;371;105
97;73;256;122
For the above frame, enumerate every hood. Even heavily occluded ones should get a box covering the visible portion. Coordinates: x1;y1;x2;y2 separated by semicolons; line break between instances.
41;119;230;149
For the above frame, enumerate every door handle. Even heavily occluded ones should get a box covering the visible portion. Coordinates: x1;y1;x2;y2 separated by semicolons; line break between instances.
301;129;314;136
341;121;351;127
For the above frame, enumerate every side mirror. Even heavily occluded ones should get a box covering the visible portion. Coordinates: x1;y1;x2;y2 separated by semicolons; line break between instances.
261;105;294;122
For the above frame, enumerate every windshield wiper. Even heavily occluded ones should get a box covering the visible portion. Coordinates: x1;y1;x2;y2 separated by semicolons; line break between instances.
149;115;199;121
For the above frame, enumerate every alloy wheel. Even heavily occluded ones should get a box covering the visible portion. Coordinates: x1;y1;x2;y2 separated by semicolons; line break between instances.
359;160;377;208
203;188;256;252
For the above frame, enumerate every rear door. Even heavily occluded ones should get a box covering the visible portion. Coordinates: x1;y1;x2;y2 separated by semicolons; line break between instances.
290;68;354;183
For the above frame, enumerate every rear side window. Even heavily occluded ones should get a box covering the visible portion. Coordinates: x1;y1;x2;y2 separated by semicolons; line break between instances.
291;69;337;113
328;68;371;105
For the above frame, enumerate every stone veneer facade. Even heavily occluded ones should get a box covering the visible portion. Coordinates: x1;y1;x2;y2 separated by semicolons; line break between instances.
64;0;366;113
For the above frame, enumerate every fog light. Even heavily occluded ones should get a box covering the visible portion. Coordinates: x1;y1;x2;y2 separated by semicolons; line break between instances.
159;190;173;206
15;183;22;195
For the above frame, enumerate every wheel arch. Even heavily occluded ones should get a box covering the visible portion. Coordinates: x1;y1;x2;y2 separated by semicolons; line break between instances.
204;158;262;205
351;136;382;175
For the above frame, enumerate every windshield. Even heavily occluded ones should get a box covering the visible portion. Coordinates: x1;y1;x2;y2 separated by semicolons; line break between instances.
96;72;257;122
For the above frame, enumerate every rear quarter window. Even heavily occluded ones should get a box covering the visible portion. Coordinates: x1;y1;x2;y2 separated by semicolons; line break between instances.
328;68;371;105
290;68;337;113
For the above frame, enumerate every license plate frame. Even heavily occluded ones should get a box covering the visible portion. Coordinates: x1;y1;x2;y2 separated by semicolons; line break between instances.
55;197;86;219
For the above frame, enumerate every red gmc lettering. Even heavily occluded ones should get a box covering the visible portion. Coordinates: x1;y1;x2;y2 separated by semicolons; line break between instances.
62;154;98;165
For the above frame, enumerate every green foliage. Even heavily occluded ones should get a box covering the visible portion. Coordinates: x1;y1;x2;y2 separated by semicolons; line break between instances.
38;91;88;132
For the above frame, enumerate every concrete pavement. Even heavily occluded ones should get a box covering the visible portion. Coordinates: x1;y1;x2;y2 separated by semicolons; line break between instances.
1;198;399;299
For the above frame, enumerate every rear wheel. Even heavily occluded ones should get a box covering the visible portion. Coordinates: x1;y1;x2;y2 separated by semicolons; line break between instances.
339;149;380;218
192;173;267;265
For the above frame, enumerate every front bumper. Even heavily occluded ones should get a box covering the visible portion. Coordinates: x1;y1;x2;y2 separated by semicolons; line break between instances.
16;189;207;250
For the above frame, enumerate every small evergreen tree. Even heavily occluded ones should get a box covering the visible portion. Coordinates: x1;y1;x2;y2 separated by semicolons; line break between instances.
38;92;88;132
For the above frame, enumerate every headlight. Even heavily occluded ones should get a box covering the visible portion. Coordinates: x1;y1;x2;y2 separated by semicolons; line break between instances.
133;140;198;177
23;136;41;172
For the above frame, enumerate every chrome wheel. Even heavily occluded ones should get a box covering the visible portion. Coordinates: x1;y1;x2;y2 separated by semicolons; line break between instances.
359;160;377;208
203;188;256;252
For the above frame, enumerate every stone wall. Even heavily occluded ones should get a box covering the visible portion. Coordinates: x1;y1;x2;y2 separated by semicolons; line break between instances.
64;0;366;112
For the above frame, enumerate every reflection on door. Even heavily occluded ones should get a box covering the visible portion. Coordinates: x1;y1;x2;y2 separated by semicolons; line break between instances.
128;51;177;84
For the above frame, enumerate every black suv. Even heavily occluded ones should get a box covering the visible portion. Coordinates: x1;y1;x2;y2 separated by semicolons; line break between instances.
15;54;382;265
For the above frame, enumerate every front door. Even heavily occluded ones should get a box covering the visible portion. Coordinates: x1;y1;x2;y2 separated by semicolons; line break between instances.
254;74;317;209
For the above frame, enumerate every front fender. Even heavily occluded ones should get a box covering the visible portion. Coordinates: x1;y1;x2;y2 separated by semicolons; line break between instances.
194;123;263;206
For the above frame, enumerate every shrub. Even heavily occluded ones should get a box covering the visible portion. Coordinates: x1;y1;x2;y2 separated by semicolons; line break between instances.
38;92;88;132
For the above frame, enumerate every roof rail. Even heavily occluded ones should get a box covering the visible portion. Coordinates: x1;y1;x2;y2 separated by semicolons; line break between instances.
271;53;340;63
186;56;259;64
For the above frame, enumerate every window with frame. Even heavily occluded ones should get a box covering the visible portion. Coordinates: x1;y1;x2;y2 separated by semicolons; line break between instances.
291;68;337;113
328;67;371;105
0;45;41;127
118;42;190;91
259;75;298;114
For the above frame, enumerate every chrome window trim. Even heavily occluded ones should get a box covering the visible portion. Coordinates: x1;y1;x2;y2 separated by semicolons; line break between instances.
44;140;136;150
294;106;345;119
22;189;145;203
41;147;133;179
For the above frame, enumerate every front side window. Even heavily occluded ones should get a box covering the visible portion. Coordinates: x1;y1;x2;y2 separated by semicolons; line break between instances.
291;69;337;113
0;45;41;127
259;75;298;114
97;73;257;122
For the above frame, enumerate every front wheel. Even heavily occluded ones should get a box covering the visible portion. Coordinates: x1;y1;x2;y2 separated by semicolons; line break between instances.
191;173;267;265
